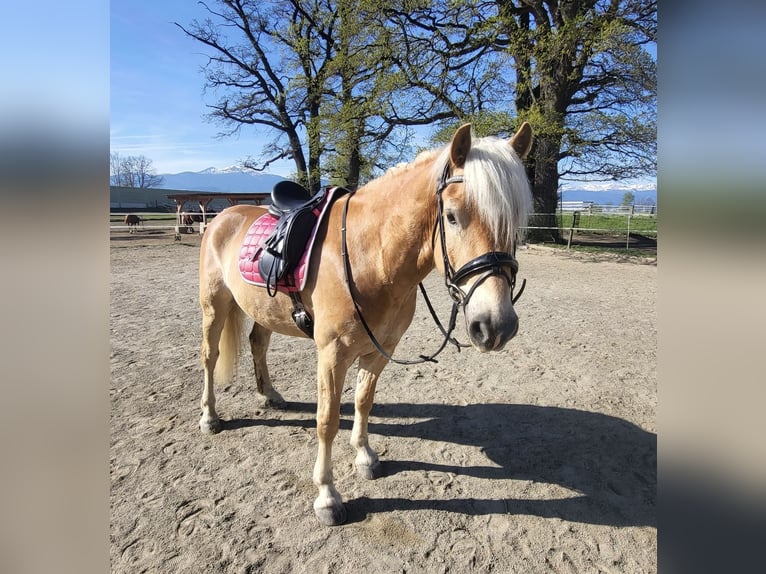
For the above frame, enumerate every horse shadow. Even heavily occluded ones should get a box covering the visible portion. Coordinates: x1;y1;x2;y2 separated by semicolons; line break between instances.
223;401;656;528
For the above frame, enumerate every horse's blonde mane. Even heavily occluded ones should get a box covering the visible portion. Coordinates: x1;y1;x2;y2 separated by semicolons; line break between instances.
382;148;441;180
431;135;533;248
375;136;531;247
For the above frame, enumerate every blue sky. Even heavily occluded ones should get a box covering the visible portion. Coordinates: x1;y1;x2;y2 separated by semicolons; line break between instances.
110;1;658;188
111;1;295;175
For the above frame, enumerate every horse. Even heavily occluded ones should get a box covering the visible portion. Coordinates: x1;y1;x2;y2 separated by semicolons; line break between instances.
197;123;534;525
123;214;143;233
182;213;204;225
181;212;204;233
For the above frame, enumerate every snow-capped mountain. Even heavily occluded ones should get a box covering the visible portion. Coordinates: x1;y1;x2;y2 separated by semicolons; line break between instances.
560;180;656;193
157;166;285;193
196;165;249;175
559;179;657;205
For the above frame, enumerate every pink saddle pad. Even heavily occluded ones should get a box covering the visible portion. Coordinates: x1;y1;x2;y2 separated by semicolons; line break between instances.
238;187;343;292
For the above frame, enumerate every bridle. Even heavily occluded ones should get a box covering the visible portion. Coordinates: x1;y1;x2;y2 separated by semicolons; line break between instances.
340;163;526;364
434;163;526;309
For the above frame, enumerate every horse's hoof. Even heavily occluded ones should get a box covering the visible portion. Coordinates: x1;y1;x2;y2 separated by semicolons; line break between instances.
356;460;382;480
315;503;347;526
260;392;286;409
199;418;221;434
269;396;287;409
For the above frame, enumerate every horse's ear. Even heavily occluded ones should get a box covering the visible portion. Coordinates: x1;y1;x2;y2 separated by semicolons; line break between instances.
510;122;533;159
450;123;472;168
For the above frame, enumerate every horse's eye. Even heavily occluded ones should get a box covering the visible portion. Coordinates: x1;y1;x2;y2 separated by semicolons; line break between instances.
446;212;458;225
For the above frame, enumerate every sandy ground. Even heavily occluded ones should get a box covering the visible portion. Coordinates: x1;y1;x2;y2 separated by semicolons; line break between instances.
110;232;656;573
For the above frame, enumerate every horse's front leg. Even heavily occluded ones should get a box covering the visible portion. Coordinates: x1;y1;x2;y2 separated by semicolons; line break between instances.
350;352;388;480
313;344;355;526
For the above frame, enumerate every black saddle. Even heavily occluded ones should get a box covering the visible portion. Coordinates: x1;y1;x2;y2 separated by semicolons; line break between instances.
268;181;325;217
258;182;327;297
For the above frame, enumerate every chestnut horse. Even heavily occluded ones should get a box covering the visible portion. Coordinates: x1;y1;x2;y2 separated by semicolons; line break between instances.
123;213;143;233
198;123;533;525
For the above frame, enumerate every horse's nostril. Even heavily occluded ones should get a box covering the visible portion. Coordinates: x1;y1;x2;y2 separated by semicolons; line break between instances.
468;311;519;351
468;317;491;347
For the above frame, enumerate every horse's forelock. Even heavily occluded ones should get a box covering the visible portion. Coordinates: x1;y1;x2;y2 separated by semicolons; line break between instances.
432;136;532;248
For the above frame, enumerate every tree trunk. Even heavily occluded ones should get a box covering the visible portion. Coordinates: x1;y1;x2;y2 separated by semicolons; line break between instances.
528;134;562;243
286;127;309;191
307;106;322;194
346;144;361;191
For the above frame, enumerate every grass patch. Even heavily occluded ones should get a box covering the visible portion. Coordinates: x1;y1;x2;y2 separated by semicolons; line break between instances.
558;212;657;234
539;242;657;259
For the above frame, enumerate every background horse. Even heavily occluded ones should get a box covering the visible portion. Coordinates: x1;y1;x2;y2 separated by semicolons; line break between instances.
182;213;204;225
197;123;533;525
181;212;204;233
124;213;143;233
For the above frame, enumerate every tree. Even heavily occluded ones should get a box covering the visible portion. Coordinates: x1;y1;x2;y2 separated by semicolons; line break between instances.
503;0;656;240
379;0;656;241
110;152;164;188
178;0;451;191
110;152;123;187
178;0;655;221
318;1;425;188
622;191;635;206
176;0;330;192
319;0;397;188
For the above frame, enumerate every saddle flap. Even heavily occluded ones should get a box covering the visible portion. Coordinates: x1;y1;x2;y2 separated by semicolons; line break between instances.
257;247;285;287
257;207;319;287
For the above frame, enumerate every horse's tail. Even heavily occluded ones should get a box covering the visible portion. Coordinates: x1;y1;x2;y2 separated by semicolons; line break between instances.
213;303;245;386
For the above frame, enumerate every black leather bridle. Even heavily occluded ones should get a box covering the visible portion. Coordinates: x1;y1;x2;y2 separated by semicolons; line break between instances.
341;163;526;364
434;163;526;308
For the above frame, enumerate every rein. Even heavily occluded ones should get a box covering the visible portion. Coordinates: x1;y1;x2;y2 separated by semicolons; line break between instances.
341;192;459;364
340;164;526;365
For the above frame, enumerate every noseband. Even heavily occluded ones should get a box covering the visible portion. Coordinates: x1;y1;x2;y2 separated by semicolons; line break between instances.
435;164;526;307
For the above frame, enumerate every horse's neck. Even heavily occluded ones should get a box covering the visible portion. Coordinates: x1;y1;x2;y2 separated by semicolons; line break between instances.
350;167;437;287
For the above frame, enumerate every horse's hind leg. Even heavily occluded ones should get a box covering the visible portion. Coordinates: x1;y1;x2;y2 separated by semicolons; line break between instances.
248;322;285;408
199;289;240;434
200;303;224;434
350;352;388;480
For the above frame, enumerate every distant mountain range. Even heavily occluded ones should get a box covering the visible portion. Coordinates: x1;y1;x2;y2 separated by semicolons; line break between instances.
150;166;656;205
157;166;285;193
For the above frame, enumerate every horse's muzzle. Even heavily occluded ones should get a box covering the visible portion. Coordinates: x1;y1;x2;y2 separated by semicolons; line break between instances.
467;309;519;352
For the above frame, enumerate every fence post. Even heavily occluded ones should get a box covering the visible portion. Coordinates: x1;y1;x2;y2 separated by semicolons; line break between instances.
626;205;633;250
567;211;580;249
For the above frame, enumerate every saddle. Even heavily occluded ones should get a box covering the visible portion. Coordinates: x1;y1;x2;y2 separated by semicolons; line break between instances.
239;182;349;337
258;181;328;296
